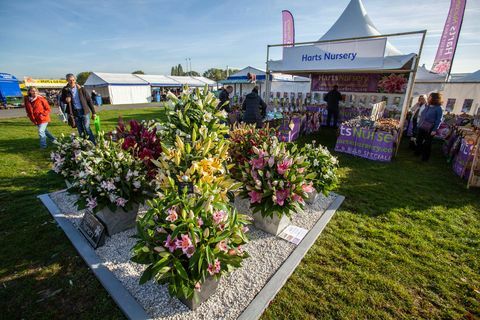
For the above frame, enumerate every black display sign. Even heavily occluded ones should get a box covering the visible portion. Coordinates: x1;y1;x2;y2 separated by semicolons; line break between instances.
79;211;106;249
177;181;194;194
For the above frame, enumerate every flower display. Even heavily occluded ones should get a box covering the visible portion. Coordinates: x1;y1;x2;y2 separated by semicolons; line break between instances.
300;141;339;196
239;137;315;218
50;134;94;181
116;119;163;178
71;133;151;213
377;73;408;94
228;124;277;179
132;87;250;302
132;192;249;300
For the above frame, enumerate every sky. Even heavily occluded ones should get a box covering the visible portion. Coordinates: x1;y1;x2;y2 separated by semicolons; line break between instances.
0;0;479;79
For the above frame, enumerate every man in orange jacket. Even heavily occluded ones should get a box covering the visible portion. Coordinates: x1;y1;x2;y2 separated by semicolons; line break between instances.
24;87;56;149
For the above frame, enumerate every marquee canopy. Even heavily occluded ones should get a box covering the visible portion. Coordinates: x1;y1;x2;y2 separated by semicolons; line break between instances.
268;0;417;74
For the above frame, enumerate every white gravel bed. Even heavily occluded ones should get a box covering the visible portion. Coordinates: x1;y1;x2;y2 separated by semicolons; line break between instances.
48;190;336;320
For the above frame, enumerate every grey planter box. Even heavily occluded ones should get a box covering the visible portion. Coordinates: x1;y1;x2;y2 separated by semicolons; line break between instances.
96;203;139;236
305;190;318;205
252;211;291;236
179;276;219;310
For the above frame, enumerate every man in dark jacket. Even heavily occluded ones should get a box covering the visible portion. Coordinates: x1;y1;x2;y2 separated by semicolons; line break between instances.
61;73;96;143
242;87;267;128
218;85;233;112
324;85;342;128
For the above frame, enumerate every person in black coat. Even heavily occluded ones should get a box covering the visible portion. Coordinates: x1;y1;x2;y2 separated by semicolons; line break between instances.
242;87;267;128
217;85;233;112
324;85;342;128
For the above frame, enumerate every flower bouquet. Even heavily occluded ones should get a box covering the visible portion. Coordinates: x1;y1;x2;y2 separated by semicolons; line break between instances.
50;133;95;188
131;190;250;309
117;119;163;179
72;133;151;235
239;137;315;234
228;123;277;180
300;141;339;203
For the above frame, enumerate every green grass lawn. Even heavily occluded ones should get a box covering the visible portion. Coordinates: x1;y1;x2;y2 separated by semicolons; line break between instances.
1;109;479;319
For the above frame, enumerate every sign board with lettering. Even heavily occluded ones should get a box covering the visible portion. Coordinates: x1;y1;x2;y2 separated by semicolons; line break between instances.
335;125;396;162
273;38;387;72
79;211;106;249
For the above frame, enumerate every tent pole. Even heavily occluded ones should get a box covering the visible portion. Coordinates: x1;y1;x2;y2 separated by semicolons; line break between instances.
265;45;271;110
396;30;426;155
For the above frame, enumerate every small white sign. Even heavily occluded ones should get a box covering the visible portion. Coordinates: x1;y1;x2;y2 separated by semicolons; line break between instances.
278;225;309;245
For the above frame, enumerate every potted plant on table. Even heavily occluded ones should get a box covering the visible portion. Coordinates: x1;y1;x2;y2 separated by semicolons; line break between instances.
72;133;151;236
239;137;315;235
300;140;339;204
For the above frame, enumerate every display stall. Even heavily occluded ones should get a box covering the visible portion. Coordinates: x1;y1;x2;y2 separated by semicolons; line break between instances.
265;0;426;161
440;113;480;185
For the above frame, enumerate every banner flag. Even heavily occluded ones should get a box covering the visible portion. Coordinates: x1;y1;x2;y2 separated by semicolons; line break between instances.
282;10;295;54
431;0;467;76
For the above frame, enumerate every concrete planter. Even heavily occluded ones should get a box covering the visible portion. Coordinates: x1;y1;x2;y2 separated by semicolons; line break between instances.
305;190;319;205
252;211;291;236
179;276;219;310
96;203;139;236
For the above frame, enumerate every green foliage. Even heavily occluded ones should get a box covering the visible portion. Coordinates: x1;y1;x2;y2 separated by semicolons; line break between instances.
76;71;91;85
132;70;145;74
202;68;239;81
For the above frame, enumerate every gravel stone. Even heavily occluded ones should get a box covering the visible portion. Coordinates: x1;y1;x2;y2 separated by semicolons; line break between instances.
48;190;336;320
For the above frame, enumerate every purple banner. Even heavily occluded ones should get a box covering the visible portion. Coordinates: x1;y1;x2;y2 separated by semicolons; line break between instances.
282;10;295;48
335;125;357;154
431;0;467;75
453;139;474;179
311;73;408;94
335;126;395;162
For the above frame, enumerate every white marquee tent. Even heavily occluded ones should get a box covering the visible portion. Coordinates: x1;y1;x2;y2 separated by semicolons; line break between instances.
84;72;151;105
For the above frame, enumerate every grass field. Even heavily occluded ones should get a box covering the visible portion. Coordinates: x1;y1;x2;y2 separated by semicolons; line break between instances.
0;108;479;319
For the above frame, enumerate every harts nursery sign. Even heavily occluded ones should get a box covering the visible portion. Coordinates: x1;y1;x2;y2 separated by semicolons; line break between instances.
335;125;396;162
278;38;387;72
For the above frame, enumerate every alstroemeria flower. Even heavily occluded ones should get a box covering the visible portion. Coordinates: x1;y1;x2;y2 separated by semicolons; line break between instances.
216;240;228;253
212;210;226;225
115;197;127;207
164;234;177;252
166;206;178;222
275;189;290;206
292;193;305;204
302;182;315;193
277;158;293;175
250;157;265;170
175;234;195;257
207;259;221;275
248;190;263;204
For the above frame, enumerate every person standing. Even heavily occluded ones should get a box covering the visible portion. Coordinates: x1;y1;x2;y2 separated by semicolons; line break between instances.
24;87;56;149
218;85;233;113
61;73;96;143
324;85;342;128
242;86;267;128
415;92;443;161
91;90;97;105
